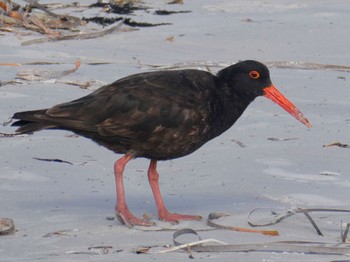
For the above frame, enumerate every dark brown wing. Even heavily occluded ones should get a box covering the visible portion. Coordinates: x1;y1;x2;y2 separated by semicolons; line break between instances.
13;70;219;159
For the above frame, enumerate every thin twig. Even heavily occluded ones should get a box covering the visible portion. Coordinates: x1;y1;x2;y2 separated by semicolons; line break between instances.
149;239;228;254
341;223;350;243
301;210;323;236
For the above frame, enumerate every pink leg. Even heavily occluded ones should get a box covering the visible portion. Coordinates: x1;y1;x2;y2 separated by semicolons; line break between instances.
147;160;202;223
114;155;154;227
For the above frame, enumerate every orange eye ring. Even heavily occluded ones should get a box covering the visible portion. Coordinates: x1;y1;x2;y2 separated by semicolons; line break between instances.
249;70;260;79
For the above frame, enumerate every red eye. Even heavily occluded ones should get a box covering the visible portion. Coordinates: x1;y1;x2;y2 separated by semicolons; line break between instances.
249;70;260;79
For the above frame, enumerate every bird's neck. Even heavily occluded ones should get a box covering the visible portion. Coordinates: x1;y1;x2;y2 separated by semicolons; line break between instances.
208;85;254;140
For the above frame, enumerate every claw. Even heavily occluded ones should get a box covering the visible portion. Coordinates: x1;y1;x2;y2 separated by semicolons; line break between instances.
159;211;202;223
116;210;155;227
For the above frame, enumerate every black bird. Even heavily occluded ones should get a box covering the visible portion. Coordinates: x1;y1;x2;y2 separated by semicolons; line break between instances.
12;60;311;227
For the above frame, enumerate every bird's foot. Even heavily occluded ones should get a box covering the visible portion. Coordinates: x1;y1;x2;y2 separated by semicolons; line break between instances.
159;211;202;224
116;209;155;227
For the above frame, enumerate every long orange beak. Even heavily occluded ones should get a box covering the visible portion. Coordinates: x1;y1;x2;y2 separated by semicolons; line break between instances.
263;85;312;128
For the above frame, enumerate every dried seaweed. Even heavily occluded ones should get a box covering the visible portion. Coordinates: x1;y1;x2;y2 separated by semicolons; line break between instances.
24;0;82;23
135;210;350;255
0;14;22;25
83;16;170;27
136;227;350;255
323;142;350;148
85;2;183;26
89;2;147;14
1;0;175;44
33;157;74;165
248;207;350;237
168;0;184;4
83;16;123;26
207;213;279;236
123;18;171;27
154;10;191;15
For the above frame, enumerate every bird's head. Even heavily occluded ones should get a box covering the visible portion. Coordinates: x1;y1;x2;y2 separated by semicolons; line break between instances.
218;60;312;128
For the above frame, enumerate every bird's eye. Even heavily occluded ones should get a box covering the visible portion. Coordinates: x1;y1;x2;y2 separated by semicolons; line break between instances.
249;70;260;79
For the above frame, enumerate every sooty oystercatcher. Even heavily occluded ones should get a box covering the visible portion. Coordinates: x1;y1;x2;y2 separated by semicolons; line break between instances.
12;60;311;227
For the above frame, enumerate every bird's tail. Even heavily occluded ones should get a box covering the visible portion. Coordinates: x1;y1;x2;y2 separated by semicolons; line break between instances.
12;110;56;134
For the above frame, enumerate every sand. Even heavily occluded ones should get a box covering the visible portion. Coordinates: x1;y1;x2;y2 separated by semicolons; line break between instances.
1;0;350;261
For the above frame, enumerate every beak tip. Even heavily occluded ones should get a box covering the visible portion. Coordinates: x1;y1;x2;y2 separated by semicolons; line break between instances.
302;117;312;128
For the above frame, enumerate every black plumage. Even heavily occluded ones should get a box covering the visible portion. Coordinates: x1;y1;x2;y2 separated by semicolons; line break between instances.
12;60;311;226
